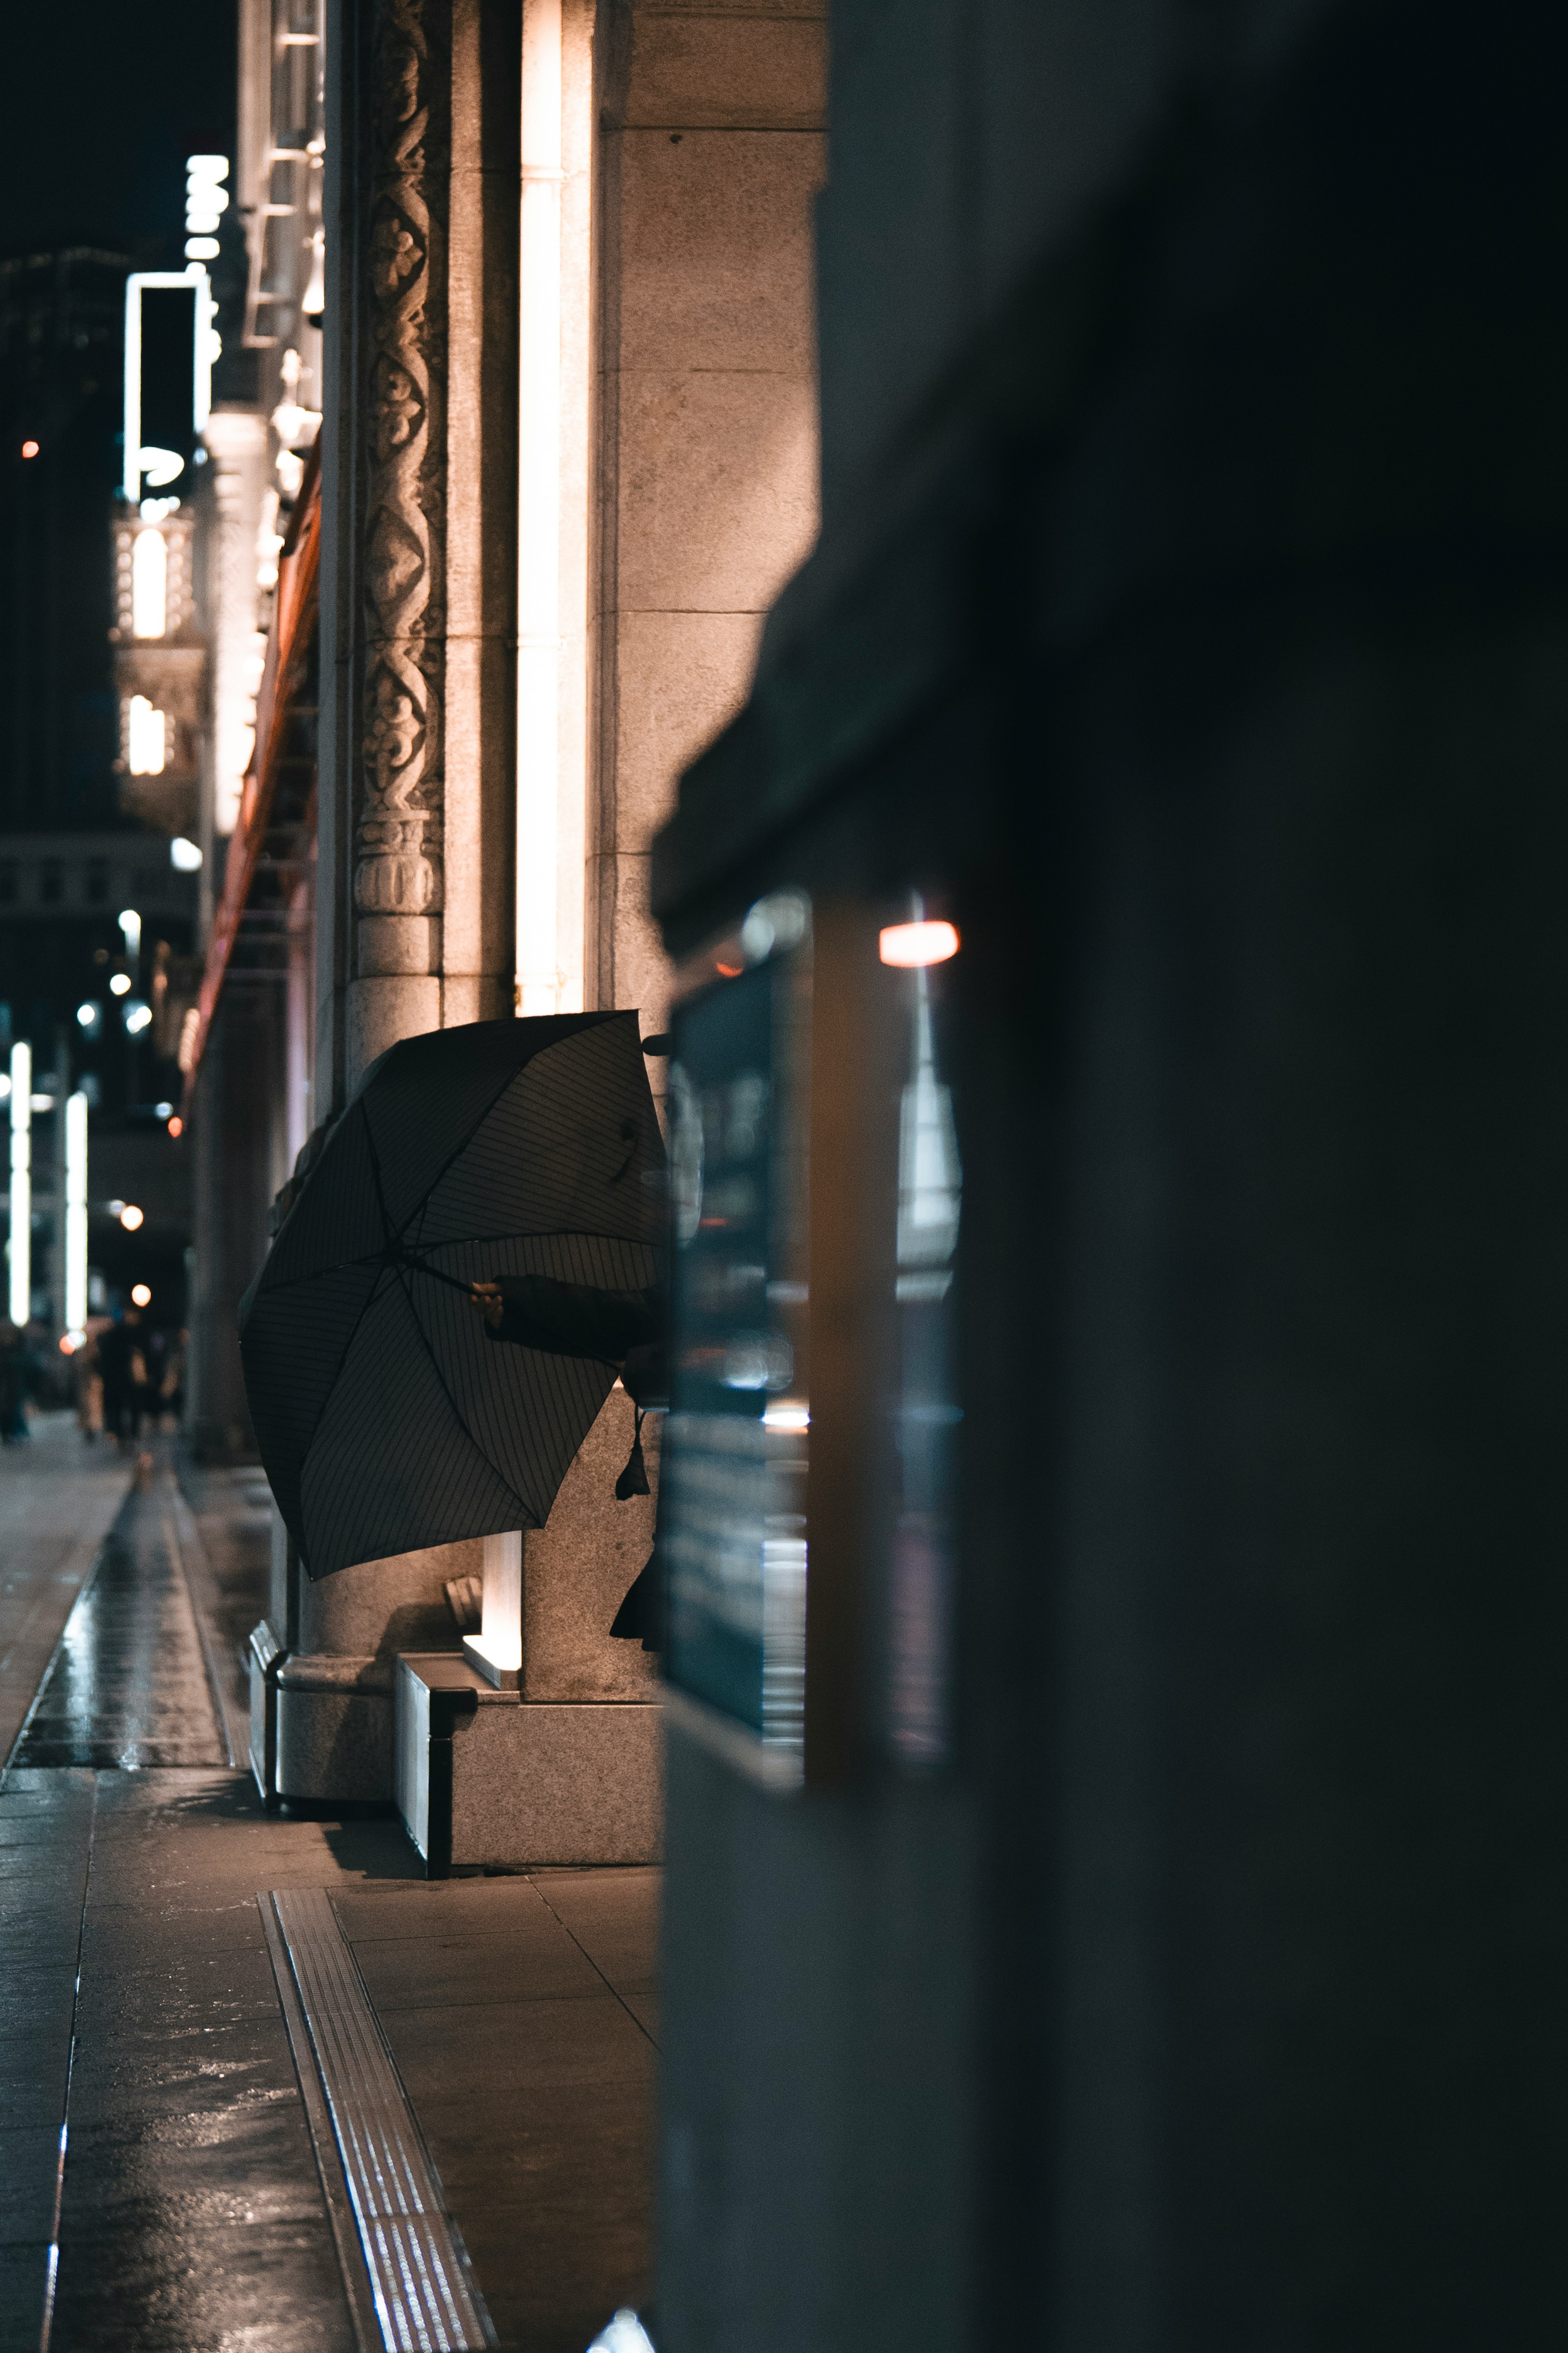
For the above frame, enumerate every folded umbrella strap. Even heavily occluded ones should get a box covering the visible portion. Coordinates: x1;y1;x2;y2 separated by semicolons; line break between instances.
615;1406;651;1500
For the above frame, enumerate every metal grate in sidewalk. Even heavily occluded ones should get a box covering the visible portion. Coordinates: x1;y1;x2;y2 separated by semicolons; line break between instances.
264;1887;497;2353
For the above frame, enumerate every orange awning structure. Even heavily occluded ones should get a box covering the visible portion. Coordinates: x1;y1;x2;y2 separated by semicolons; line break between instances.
181;453;321;1104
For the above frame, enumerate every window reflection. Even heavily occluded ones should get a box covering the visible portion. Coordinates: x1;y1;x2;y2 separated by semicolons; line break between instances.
888;926;961;1767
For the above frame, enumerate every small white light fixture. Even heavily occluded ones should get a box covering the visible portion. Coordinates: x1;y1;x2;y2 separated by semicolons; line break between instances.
76;1002;99;1032
878;919;960;968
130;1282;152;1308
109;972;132;998
154;1102;173;1119
119;1203;145;1231
124;1000;153;1037
587;2313;656;2353
170;836;203;872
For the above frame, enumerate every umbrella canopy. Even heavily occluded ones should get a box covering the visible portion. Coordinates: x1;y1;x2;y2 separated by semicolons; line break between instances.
239;1013;666;1576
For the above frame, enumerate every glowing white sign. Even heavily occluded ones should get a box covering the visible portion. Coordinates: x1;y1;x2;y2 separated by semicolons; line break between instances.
131;529;167;638
127;697;167;775
122;266;218;504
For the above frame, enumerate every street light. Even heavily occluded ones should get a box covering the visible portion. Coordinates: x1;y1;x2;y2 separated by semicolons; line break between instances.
119;1204;145;1231
65;1092;87;1339
8;1041;30;1324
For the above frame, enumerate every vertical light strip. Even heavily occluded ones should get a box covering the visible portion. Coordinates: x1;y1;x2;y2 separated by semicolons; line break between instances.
515;0;564;1016
9;1041;31;1326
65;1093;88;1339
122;279;142;503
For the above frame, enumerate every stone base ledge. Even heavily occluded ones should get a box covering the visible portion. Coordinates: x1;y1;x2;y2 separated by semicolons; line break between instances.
394;1655;664;1876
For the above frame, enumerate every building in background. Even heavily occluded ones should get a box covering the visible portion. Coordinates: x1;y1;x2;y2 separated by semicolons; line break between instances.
0;249;200;1346
0;249;130;835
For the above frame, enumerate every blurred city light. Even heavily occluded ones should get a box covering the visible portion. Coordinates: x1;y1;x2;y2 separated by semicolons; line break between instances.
65;1091;88;1334
21;439;38;459
878;920;960;968
131;1283;152;1308
76;1001;101;1034
170;836;203;871
124;1000;153;1036
9;1042;30;1323
109;973;132;997
119;1204;145;1231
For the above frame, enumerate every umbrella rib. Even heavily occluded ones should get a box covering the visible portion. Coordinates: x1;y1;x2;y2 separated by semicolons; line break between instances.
381;1010;626;1246
388;1256;535;1517
257;1227;664;1296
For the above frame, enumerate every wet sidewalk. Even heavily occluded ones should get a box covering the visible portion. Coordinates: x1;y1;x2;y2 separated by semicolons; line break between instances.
0;1450;657;2352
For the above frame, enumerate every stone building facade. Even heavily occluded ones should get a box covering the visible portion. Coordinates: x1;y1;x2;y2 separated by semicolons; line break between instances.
192;0;824;1842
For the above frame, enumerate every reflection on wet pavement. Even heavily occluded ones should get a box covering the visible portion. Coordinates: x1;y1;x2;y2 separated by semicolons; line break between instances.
13;1481;228;1769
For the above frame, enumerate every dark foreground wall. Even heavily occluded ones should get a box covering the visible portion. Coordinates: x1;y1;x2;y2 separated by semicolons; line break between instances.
653;2;1568;2346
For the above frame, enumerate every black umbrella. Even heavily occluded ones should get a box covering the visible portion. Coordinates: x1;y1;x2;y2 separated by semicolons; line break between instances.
239;1013;666;1577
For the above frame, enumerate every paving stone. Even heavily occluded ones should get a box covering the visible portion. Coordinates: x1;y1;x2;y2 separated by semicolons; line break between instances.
60;2102;327;2231
0;2240;51;2348
379;1988;656;2103
532;1866;662;1995
352;1928;606;2013
0;2127;61;2246
47;2218;357;2353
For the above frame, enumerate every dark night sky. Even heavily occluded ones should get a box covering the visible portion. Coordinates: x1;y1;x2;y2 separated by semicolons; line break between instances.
2;0;236;263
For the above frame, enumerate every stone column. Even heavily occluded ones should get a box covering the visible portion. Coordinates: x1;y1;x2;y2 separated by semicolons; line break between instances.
265;0;521;1804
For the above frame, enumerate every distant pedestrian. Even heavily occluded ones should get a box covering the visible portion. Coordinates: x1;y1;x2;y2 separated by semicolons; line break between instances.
73;1321;107;1441
98;1310;149;1451
0;1319;30;1443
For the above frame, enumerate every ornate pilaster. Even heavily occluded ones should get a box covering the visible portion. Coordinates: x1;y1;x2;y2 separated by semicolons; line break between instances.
357;0;447;922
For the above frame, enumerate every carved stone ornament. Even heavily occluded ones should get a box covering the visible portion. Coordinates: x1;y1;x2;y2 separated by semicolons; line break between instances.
357;0;443;918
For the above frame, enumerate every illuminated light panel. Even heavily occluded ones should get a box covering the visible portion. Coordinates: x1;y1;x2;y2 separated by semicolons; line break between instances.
65;1091;88;1335
122;266;214;504
127;697;166;775
9;1042;31;1324
878;919;960;968
131;529;167;637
